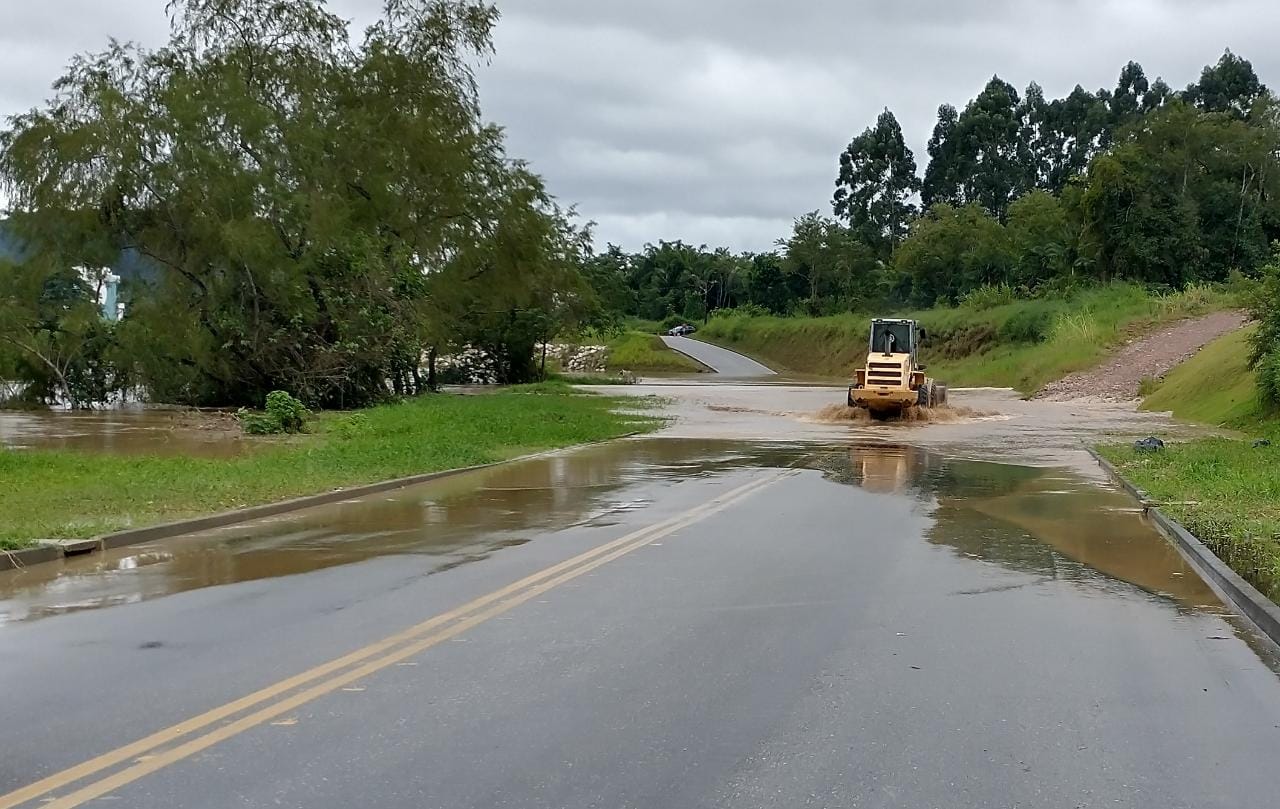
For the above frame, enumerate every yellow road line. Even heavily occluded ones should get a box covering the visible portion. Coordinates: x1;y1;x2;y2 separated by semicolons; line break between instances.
2;470;791;809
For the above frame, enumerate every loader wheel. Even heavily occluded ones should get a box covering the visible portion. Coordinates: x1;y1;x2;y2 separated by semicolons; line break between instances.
847;389;856;408
917;385;929;407
919;381;937;408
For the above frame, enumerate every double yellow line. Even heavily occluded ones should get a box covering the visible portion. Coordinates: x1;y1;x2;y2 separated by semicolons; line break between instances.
2;470;792;809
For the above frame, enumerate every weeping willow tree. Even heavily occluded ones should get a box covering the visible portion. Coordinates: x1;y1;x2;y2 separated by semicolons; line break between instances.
0;0;593;407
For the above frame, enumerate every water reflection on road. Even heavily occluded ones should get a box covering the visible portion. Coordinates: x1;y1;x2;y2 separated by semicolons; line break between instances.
814;443;1220;608
0;438;1241;641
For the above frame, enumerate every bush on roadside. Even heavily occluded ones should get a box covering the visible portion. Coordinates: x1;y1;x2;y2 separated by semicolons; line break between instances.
661;314;689;331
711;303;772;320
1251;250;1280;407
1137;376;1161;397
237;390;311;435
1049;311;1101;345
960;283;1017;311
329;412;371;439
998;304;1056;343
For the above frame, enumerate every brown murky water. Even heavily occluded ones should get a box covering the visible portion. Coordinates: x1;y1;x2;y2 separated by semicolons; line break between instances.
0;437;1235;633
0;409;248;457
608;384;1214;472
808;402;985;424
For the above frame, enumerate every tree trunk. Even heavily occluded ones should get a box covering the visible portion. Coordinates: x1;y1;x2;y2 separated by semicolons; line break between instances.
427;346;438;392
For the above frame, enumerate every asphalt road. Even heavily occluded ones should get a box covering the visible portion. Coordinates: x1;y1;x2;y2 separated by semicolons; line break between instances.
2;439;1280;809
660;335;777;377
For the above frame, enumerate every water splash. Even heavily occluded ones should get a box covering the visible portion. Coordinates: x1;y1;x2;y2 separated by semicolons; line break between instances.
808;404;985;425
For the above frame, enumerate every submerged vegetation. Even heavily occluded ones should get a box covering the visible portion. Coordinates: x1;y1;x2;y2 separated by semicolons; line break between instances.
0;387;656;550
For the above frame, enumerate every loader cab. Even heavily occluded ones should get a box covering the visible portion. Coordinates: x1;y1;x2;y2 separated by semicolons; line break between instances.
869;319;922;364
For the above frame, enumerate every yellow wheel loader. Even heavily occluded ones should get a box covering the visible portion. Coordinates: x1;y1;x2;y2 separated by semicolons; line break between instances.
847;318;947;419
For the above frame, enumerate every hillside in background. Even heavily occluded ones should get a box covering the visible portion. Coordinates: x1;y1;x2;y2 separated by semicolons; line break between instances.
697;283;1238;394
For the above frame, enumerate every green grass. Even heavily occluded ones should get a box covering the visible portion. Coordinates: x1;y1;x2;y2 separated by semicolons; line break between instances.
1099;325;1280;602
700;282;1238;393
605;331;705;373
550;372;634;385
0;385;657;550
1138;327;1269;429
1100;437;1280;602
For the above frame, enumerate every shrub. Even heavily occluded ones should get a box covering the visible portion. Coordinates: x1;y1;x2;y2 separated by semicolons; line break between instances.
1251;252;1280;407
998;305;1055;343
237;390;311;435
1257;351;1280;409
960;283;1017;311
1049;311;1100;345
711;303;772;319
1137;376;1161;397
329;412;371;439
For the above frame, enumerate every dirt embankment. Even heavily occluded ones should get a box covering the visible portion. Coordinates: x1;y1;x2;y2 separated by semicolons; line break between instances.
1035;311;1249;402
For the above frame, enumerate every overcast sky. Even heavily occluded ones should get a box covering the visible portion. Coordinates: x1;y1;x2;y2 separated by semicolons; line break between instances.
2;1;1276;251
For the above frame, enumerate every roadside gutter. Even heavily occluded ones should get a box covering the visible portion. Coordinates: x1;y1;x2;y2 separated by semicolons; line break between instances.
1089;448;1280;649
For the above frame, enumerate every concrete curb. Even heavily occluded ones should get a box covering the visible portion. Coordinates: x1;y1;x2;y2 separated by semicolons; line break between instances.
0;545;61;572
0;435;642;574
1089;448;1280;648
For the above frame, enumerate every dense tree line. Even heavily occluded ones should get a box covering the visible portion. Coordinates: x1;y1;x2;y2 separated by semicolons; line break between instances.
4;20;1279;409
0;0;595;408
589;52;1280;327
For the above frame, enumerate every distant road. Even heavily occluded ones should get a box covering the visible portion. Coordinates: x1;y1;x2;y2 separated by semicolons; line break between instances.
661;335;776;377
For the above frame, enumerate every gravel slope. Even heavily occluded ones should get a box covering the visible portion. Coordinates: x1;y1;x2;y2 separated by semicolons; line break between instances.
1036;310;1249;402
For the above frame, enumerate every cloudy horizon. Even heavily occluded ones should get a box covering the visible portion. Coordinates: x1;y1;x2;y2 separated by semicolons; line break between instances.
2;1;1276;252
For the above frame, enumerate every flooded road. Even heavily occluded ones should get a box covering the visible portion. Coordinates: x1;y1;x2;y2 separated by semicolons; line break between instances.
606;382;1213;472
0;438;1236;628
2;385;1278;809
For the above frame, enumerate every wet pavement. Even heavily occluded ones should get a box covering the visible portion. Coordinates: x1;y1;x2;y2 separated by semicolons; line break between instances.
660;335;777;377
2;386;1278;808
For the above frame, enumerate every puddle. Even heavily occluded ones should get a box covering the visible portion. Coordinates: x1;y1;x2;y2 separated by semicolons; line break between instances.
0;437;1254;647
0;440;803;624
808;444;1220;607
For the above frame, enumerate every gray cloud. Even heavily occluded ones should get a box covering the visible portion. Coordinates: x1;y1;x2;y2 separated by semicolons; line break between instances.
3;0;1278;251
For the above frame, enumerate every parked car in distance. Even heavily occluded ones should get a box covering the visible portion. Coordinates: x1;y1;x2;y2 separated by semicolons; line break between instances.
667;324;696;336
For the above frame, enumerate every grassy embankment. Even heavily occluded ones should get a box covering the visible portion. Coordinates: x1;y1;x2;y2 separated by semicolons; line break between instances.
699;283;1236;393
0;384;657;551
603;331;705;373
1102;327;1280;601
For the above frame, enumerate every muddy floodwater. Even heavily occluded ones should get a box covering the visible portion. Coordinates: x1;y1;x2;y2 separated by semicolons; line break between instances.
606;383;1213;473
2;380;1266;668
2;435;1262;662
0;408;248;457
